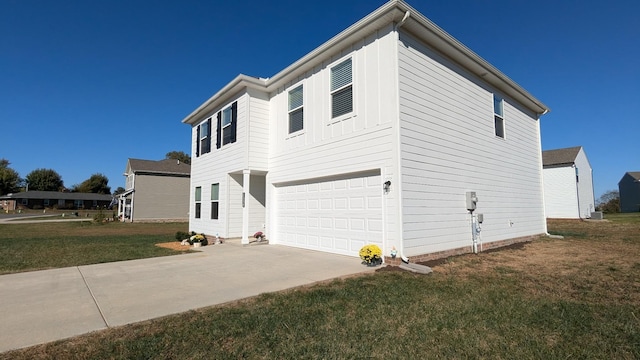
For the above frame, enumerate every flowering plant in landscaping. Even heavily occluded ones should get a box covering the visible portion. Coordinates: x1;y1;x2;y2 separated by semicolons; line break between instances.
359;244;382;265
190;234;205;243
254;231;265;241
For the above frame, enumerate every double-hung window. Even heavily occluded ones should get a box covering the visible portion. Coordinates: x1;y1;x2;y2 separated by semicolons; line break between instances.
211;183;219;219
196;118;212;156
195;186;202;219
222;106;233;145
330;58;353;118
493;94;505;138
288;85;304;133
215;101;237;149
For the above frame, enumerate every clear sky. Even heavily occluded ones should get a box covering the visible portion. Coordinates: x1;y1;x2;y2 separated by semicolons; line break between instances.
1;0;638;199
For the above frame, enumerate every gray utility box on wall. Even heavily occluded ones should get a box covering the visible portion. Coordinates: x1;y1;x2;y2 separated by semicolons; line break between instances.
466;191;478;211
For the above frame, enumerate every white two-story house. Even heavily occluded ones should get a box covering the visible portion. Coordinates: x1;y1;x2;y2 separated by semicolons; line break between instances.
182;0;550;264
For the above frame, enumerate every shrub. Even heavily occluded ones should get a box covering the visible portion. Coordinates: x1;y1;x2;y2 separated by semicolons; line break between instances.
175;231;191;241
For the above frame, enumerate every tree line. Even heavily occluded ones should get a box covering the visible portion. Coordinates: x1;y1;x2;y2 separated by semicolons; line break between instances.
0;151;190;196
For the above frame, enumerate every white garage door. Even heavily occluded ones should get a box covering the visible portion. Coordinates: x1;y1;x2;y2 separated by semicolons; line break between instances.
275;171;383;257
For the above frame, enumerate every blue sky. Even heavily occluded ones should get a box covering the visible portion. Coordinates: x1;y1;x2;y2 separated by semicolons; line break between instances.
1;0;638;199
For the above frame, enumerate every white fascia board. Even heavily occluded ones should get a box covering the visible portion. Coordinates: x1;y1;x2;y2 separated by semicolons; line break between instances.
181;75;267;125
182;0;550;126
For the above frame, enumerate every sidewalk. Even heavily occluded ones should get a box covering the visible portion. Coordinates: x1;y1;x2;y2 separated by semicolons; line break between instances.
0;242;375;353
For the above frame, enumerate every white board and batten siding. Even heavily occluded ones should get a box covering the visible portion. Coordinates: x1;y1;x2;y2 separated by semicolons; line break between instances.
267;25;400;257
397;31;546;256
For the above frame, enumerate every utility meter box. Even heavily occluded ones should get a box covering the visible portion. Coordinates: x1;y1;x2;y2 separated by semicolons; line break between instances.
466;191;478;211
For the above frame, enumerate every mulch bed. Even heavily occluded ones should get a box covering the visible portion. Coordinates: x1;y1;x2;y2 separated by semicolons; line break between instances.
155;242;192;251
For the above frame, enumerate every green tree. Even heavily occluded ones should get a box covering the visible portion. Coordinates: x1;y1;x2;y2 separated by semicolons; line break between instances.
73;173;111;194
165;151;191;165
113;186;126;196
25;168;64;192
0;159;22;195
596;190;620;213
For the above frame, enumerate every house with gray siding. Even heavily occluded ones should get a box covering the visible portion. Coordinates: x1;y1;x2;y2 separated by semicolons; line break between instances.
117;158;190;222
619;172;640;213
542;146;595;218
182;0;549;263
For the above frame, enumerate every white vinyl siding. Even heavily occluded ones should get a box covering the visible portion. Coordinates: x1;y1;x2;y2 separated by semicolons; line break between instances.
574;148;595;217
543;167;579;218
397;30;545;256
247;88;270;171
543;148;595;219
189;94;248;236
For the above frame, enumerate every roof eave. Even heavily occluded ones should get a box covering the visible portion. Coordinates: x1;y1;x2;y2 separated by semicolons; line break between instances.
182;0;549;125
181;75;268;125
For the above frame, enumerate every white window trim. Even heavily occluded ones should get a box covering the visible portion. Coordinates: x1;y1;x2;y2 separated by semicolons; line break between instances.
493;94;505;139
286;82;305;137
329;56;356;123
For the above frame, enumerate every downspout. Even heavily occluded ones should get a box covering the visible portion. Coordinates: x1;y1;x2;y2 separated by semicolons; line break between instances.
395;10;410;263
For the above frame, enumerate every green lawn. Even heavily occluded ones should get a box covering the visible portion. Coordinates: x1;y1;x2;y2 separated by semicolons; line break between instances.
0;221;190;274
1;219;638;359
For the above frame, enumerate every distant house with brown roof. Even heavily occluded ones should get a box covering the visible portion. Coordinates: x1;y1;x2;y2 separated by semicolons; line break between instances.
0;191;113;211
542;146;595;218
117;158;190;222
619;172;640;213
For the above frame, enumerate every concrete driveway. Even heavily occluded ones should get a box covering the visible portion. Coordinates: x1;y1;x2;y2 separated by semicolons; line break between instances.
0;241;376;352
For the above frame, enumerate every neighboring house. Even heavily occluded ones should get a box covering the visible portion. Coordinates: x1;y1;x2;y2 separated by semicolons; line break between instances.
117;158;191;222
619;172;640;213
0;191;112;211
182;0;550;263
542;146;595;219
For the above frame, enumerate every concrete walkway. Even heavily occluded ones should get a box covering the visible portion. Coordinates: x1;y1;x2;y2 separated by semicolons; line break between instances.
0;241;375;353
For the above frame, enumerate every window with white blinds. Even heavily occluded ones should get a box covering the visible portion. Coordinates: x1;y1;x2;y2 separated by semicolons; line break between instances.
330;58;353;118
288;85;303;133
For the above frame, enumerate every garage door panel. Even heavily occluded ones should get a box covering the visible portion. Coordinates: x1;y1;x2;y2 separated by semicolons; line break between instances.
275;172;383;257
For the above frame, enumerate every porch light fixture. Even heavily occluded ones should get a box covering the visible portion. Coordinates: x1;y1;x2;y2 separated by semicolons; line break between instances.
383;181;391;193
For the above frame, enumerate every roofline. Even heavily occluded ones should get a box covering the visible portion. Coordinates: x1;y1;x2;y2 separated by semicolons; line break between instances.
182;0;549;125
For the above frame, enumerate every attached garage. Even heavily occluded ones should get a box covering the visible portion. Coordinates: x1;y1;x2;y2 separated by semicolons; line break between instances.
274;170;383;257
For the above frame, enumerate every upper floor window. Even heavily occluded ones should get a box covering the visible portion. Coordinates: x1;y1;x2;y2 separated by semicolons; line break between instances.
216;101;238;148
493;94;504;138
331;58;353;118
288;85;304;133
196;118;212;157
